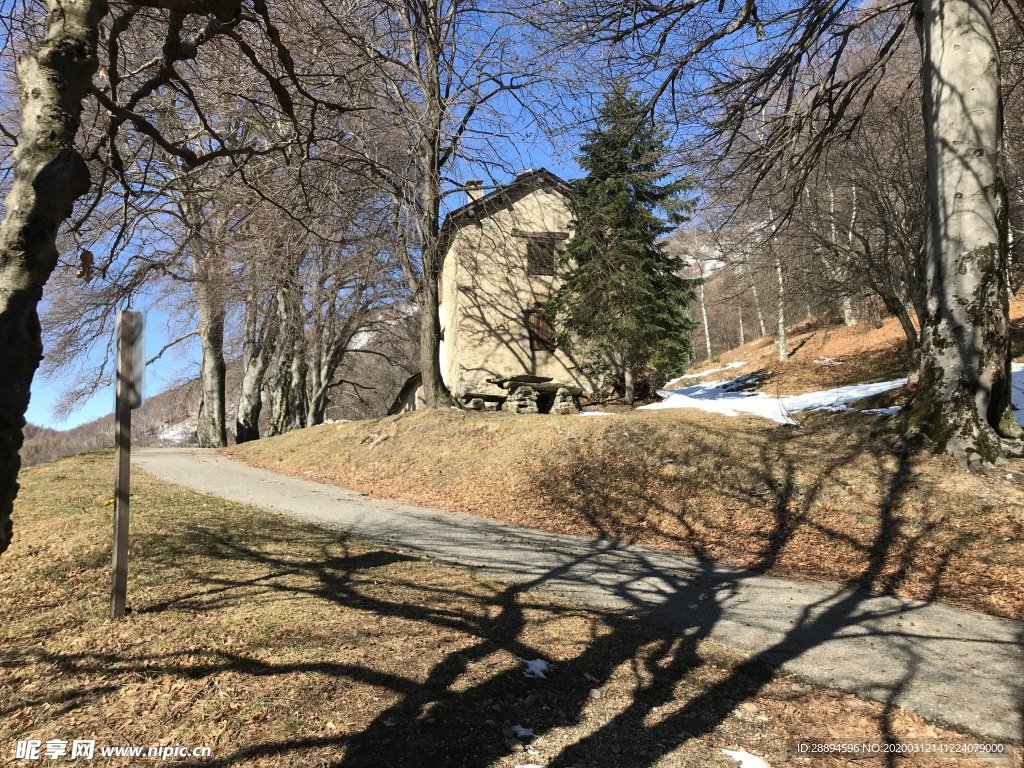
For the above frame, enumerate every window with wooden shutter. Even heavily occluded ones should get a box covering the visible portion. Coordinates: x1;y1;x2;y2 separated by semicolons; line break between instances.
525;309;556;351
526;239;556;275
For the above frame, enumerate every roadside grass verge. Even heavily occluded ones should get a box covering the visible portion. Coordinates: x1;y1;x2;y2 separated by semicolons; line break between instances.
228;408;1024;620
1;452;1008;767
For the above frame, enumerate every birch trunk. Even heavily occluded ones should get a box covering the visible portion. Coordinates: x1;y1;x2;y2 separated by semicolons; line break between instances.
751;281;767;337
842;187;858;326
0;0;107;556
827;181;856;327
774;252;787;362
235;295;276;444
194;259;227;448
699;283;712;359
911;0;1023;459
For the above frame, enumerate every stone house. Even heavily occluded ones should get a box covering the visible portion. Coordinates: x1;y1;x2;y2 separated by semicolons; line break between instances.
439;169;598;400
389;169;598;413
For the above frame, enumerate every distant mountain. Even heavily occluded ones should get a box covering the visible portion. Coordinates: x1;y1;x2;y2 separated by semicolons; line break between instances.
21;374;207;467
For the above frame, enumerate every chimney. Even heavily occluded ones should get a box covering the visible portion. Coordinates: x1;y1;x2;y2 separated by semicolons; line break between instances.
464;179;484;203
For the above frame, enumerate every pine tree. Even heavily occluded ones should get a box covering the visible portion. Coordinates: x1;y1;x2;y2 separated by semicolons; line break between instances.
549;84;697;404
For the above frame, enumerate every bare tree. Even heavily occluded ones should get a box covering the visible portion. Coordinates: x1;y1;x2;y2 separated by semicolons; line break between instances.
0;0;331;555
340;0;550;407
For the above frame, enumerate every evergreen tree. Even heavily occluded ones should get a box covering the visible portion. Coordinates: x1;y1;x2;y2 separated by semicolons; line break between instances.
549;84;697;403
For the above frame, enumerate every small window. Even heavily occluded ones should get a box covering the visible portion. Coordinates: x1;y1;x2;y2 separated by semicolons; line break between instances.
525;309;556;351
526;240;556;275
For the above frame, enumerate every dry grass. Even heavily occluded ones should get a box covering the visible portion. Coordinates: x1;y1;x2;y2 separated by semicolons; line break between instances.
229;406;1024;621
2;453;1017;767
691;315;913;395
229;295;1024;621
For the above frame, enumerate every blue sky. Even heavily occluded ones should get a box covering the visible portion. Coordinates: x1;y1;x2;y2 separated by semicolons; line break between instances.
28;304;201;429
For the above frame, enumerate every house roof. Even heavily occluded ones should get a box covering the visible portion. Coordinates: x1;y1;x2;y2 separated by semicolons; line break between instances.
438;168;573;257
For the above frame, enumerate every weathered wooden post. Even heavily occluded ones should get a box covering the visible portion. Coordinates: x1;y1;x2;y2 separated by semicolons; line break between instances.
110;310;143;619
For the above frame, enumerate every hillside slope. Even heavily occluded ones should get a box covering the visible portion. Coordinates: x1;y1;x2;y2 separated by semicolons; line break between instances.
229;405;1024;620
229;296;1024;619
674;291;1024;395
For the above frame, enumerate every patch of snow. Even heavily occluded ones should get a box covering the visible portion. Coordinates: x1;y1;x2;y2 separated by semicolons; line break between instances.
862;406;902;416
813;357;843;366
640;375;907;425
158;421;192;443
349;329;374;350
511;725;536;739
520;658;551;678
1012;362;1024;429
722;748;772;768
672;361;747;382
579;410;614;416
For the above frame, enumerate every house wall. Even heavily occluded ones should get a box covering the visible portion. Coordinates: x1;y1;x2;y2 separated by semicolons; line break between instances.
438;184;599;397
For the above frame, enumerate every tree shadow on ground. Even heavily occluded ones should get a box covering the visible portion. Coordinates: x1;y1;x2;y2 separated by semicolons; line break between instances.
11;424;1005;768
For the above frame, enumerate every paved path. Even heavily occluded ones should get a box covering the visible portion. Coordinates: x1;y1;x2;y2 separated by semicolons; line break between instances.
134;448;1024;743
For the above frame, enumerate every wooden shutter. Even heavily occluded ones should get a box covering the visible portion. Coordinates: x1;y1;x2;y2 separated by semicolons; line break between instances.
526;240;556;275
525;309;556;351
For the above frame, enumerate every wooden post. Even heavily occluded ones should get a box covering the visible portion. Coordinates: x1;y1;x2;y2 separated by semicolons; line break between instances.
111;311;143;619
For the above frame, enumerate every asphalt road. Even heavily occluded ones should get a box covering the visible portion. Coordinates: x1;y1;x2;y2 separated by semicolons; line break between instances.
134;447;1024;743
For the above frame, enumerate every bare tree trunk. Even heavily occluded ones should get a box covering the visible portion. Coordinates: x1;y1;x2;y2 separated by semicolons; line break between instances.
417;274;449;405
1007;220;1018;293
911;0;1024;459
774;251;787;362
268;272;297;436
194;265;227;448
738;304;745;346
308;384;329;426
416;147;454;408
699;283;712;359
235;296;275;444
268;323;306;435
841;186;858;326
751;281;767;337
881;294;921;366
826;180;857;327
290;352;308;428
268;353;300;436
0;0;106;556
235;358;268;443
623;365;635;405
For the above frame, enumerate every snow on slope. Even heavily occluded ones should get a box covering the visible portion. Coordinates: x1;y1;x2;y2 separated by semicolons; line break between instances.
638;361;1024;426
638;374;908;424
722;748;772;768
668;361;747;383
157;420;194;444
